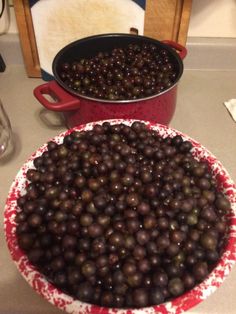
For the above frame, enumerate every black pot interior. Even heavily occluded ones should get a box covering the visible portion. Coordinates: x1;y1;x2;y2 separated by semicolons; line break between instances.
53;33;184;102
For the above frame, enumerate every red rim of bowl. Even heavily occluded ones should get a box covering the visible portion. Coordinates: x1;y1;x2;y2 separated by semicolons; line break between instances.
4;119;236;314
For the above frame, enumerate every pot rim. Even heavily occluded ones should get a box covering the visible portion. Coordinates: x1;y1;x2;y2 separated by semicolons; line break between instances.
52;33;184;103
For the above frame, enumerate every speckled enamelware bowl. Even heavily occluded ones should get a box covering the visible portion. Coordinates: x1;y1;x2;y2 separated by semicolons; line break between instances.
4;119;236;314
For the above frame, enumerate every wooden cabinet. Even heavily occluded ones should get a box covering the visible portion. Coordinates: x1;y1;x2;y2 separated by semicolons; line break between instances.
144;0;192;45
14;0;192;77
14;0;40;77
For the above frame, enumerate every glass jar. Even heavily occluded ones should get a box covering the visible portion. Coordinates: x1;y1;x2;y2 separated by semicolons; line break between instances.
0;99;12;156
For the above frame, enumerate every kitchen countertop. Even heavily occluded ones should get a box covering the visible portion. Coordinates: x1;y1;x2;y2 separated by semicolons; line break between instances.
0;65;236;314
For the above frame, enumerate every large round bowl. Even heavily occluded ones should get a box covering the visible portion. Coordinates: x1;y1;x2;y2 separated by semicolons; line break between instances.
4;119;236;314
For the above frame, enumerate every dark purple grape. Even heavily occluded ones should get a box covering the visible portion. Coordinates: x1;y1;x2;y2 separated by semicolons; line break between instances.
14;122;229;309
168;278;184;296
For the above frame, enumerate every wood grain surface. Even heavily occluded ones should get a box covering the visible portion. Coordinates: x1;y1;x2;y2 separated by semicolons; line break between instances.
14;0;192;78
144;0;192;45
14;0;41;77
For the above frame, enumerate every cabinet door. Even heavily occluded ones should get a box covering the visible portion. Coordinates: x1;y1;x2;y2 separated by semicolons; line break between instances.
144;0;192;45
14;0;40;77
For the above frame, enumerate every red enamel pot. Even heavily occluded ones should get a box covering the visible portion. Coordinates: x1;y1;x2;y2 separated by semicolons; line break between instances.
34;34;187;128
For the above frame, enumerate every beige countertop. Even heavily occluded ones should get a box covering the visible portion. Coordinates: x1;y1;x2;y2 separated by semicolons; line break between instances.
0;65;236;314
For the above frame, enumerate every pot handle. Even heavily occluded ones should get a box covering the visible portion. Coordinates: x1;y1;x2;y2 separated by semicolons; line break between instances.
162;40;187;60
33;80;80;112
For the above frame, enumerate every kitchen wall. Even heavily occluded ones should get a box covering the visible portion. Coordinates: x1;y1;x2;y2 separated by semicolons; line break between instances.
0;0;17;34
4;0;236;38
188;0;236;38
